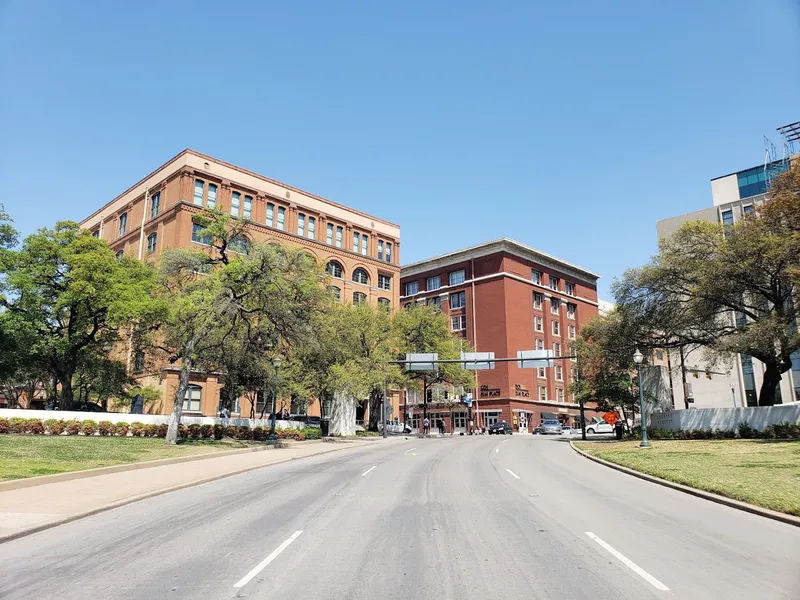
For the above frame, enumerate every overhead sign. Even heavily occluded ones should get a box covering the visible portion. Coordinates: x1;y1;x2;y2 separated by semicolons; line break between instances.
516;349;554;369
460;352;495;370
405;353;438;371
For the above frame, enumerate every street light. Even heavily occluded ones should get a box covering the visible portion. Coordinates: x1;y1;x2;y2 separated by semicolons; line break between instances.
633;348;651;448
269;357;281;441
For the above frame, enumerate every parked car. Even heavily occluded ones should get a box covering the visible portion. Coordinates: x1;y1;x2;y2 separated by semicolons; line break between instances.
561;426;574;436
586;419;613;435
541;419;563;435
378;421;412;434
533;424;545;434
488;421;513;435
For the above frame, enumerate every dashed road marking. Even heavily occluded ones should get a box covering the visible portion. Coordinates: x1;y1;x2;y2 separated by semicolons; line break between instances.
585;532;669;591
234;530;303;588
506;468;521;480
361;466;377;477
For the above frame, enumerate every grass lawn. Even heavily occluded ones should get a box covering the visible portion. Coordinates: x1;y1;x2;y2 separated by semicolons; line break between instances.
0;436;261;481
574;439;800;516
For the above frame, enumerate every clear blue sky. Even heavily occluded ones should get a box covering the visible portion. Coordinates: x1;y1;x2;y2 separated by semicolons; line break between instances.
1;0;798;299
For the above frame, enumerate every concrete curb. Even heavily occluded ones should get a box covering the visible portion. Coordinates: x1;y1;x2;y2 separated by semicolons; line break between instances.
0;441;366;544
0;442;295;492
569;441;800;528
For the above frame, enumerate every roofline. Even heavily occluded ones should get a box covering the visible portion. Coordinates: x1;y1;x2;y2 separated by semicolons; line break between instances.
400;238;601;282
81;148;400;229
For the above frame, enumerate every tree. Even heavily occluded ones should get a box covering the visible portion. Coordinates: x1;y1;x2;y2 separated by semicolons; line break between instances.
0;221;161;410
614;164;800;405
392;305;472;426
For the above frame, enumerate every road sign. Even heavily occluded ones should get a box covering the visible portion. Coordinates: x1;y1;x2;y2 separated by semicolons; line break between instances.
405;353;438;371
460;351;495;370
516;349;554;369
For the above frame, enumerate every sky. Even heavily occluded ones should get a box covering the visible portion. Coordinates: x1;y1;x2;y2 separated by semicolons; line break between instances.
1;0;798;300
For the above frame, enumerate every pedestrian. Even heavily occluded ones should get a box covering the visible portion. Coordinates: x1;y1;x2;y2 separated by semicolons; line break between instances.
423;417;430;435
614;418;624;441
437;418;445;435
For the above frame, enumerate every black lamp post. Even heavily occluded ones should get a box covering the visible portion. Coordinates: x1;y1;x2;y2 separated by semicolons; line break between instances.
633;348;651;448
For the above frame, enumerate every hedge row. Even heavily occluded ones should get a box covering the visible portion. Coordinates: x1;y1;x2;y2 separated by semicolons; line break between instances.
0;418;316;441
630;421;800;440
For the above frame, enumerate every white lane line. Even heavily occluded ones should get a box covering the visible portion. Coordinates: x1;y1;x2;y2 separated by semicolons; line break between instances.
505;468;521;479
405;448;417;454
495;448;499;453
361;465;377;476
585;532;669;591
234;531;303;588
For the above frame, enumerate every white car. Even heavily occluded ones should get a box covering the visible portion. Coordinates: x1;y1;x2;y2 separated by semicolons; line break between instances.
585;421;613;435
561;426;574;436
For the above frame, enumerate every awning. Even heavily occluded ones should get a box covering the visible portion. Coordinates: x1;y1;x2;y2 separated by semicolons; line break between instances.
540;412;558;420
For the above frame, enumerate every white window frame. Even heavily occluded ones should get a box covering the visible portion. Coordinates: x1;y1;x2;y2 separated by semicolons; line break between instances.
538;367;546;379
352;232;360;253
207;183;217;209
449;269;466;286
243;195;252;219
183;385;202;413
535;316;543;332
327;223;334;245
534;293;543;310
231;191;241;217
297;213;305;237
460;314;467;330
565;282;575;296
361;234;368;256
427;276;441;290
266;203;274;227
567;303;575;319
555;365;563;381
353;269;369;286
277;207;285;230
535;338;544;351
146;232;157;254
328;285;341;302
532;270;542;285
150;192;160;219
326;261;343;279
378;274;391;291
553;342;561;357
336;226;343;248
538;386;547;401
193;180;204;206
552;320;560;336
568;325;576;340
556;388;565;403
551;298;560;315
307;216;315;239
549;277;559;291
353;292;367;305
378;240;384;261
385;242;392;263
405;281;419;296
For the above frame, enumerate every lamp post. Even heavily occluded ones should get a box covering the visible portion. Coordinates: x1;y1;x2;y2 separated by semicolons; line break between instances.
269;357;281;441
633;348;650;448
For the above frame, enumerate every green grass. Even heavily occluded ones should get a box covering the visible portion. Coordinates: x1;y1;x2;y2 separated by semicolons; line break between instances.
0;436;262;481
574;439;800;516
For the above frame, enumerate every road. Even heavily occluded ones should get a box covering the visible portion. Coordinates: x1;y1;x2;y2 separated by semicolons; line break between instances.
1;435;798;599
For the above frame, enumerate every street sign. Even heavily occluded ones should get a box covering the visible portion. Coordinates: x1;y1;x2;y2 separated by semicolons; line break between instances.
405;353;438;371
460;351;495;370
516;349;554;369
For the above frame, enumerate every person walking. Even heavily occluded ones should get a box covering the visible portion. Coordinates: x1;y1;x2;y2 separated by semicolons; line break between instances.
422;417;430;435
437;418;445;435
614;418;624;441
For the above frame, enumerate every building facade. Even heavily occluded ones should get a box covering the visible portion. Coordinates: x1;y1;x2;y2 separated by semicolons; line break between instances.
656;156;800;408
399;239;602;433
79;149;402;419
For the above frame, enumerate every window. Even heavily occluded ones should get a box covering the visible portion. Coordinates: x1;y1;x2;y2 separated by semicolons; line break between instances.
146;232;157;254
565;282;575;296
568;325;576;339
405;281;419;296
378;240;384;261
656;350;664;361
451;315;467;331
555;365;563;381
549;277;559;291
115;250;124;261
353;232;360;253
743;204;754;215
92;230;100;238
307;217;315;239
721;210;734;225
385;242;392;263
243;195;252;219
736;164;787;199
450;291;465;309
118;212;127;237
532;270;542;285
229;235;248;254
277;207;285;230
150;192;160;218
207;184;217;209
192;223;210;244
571;367;578;383
552;320;560;336
336;226;343;248
553;342;561;357
194;180;204;205
427;276;441;290
327;223;334;245
427;297;441;311
266;203;274;227
556;388;565;403
449;269;466;285
460;314;467;330
298;213;306;237
533;293;543;310
551;298;560;315
378;274;391;290
353;292;367;305
538;386;547;401
378;297;391;310
535;316;543;332
328;286;341;302
361;234;368;256
538;367;546;379
535;338;544;351
183;385;202;413
567;303;575;319
231;192;240;217
352;268;369;285
326;261;343;278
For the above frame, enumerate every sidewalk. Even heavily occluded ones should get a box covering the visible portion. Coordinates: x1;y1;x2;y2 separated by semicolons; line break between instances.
0;438;377;542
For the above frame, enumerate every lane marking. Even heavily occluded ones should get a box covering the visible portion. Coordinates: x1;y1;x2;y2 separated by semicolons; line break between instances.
234;531;303;588
495;448;499;453
505;468;521;479
585;532;669;591
405;448;417;454
361;465;377;476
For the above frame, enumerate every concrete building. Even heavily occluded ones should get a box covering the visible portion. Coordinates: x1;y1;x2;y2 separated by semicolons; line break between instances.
399;239;603;433
656;156;800;408
79;149;402;419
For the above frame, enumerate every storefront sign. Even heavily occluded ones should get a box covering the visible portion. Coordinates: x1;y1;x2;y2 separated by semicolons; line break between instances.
479;385;501;398
514;384;530;398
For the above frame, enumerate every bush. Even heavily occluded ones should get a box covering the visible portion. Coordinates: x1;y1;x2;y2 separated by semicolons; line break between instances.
213;424;224;440
28;419;45;435
43;419;59;434
236;426;252;440
252;426;265;441
300;427;322;440
200;424;214;439
157;424;169;438
81;420;97;436
49;420;66;435
224;425;238;439
65;420;81;435
130;422;146;437
186;424;201;439
356;430;380;437
115;422;129;436
737;421;754;439
145;424;159;437
177;424;188;439
9;417;28;434
97;421;114;436
0;418;10;434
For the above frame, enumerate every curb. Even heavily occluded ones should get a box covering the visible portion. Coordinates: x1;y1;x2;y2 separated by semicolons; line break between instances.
569;441;800;528
0;441;366;544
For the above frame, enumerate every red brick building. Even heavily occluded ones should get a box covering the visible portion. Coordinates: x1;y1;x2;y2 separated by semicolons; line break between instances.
400;239;602;432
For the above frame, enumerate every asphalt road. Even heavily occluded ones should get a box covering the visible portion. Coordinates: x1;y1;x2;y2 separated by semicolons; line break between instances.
1;435;798;599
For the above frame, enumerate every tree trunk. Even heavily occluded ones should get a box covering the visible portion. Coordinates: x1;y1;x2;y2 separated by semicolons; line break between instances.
329;390;356;436
166;359;192;444
367;389;382;431
59;374;75;411
758;362;782;406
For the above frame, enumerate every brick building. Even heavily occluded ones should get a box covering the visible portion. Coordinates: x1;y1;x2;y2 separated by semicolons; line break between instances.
400;239;602;432
79;149;402;420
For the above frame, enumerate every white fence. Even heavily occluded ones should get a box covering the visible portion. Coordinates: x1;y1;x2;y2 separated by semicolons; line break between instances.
0;408;304;430
649;404;800;432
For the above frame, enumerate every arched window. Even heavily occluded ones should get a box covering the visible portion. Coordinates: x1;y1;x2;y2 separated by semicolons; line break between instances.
115;250;124;261
326;261;343;278
353;292;367;305
229;235;249;254
328;286;341;302
378;298;391;311
352;268;369;285
183;386;202;413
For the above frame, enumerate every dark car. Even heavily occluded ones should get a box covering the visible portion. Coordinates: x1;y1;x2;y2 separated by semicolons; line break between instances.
488;421;513;435
74;402;104;412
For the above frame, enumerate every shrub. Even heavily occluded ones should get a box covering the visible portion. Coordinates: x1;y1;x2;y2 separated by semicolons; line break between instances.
200;424;214;439
43;419;59;434
356;430;380;437
65;420;81;435
29;419;45;435
224;425;238;439
81;420;97;436
177;424;188;439
213;424;224;440
9;417;28;434
300;427;322;440
115;422;129;436
188;424;202;439
0;418;10;434
49;420;66;435
236;426;252;440
157;424;168;438
130;422;146;437
252;426;265;441
145;424;159;437
737;421;754;439
98;421;114;436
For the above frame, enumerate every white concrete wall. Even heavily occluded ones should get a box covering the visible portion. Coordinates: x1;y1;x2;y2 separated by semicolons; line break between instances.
0;409;304;430
710;173;740;206
649;404;800;431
